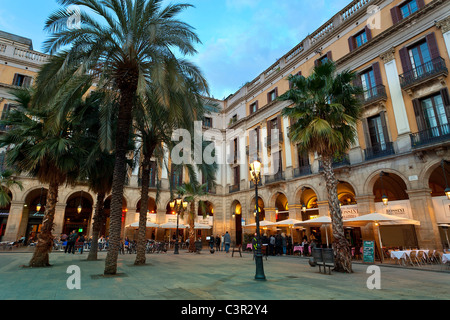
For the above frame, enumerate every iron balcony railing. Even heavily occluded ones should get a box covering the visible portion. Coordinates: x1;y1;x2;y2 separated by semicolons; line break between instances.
364;142;395;160
359;85;387;105
410;123;450;148
319;154;350;171
293;165;312;178
229;184;240;193
399;57;448;89
265;171;285;184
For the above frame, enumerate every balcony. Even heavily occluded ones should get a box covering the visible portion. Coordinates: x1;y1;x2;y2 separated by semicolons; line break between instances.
319;154;350;171
410;124;450;149
229;184;240;193
399;57;448;91
364;142;395;161
293;165;312;178
359;85;387;106
265;171;285;184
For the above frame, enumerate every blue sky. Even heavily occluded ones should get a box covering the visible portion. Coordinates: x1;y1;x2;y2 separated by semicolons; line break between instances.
0;0;351;100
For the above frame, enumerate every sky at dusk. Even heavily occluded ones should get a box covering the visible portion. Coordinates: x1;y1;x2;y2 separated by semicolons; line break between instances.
0;0;352;100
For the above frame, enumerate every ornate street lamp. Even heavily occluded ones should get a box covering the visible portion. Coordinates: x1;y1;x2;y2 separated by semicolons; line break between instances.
77;190;83;214
249;160;266;281
36;187;43;213
380;171;389;206
170;196;188;254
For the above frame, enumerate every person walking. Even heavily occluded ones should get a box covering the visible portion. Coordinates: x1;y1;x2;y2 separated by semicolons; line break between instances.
269;235;275;256
209;236;215;252
65;230;77;254
221;234;225;251
215;235;221;252
224;231;231;253
281;233;287;255
78;234;85;254
275;233;282;256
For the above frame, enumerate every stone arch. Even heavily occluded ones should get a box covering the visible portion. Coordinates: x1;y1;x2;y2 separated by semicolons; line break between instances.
419;160;447;191
63;191;94;235
136;197;157;213
364;168;411;196
294;184;321;204
337;180;357;205
269;190;288;208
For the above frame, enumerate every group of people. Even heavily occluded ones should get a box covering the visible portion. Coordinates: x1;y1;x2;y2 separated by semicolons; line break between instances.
250;233;321;257
208;232;232;253
58;232;109;254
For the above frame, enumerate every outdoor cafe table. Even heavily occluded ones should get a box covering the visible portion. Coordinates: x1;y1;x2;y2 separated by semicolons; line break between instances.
293;246;311;255
390;250;430;261
443;254;450;264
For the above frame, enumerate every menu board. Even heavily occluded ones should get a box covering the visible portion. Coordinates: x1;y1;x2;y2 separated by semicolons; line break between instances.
363;241;375;263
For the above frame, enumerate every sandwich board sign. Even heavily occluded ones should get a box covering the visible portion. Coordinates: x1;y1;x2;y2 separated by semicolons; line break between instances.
363;240;375;263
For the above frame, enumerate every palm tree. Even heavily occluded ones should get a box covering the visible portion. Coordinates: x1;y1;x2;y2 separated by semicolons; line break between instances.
0;170;23;207
44;0;204;274
177;182;208;253
0;88;86;267
279;61;362;273
132;57;210;265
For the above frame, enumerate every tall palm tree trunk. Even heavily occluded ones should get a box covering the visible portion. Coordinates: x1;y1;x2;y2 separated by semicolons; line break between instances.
135;151;154;265
87;192;106;261
189;202;196;252
321;155;353;273
104;72;138;275
29;181;59;267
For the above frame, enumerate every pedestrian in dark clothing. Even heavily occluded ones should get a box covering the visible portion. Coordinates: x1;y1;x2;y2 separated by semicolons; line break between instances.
65;230;77;254
215;235;221;251
275;234;282;256
224;231;231;253
209;236;215;251
262;234;269;257
78;234;85;254
269;235;275;256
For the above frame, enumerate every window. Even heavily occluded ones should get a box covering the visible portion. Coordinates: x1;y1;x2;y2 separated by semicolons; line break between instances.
413;89;450;137
421;94;448;136
355;30;368;48
360;68;377;99
12;74;32;88
391;0;424;24
203;117;212;128
400;0;419;19
315;51;333;67
297;149;310;168
408;40;432;69
267;88;278;104
367;115;387;151
249;101;258;114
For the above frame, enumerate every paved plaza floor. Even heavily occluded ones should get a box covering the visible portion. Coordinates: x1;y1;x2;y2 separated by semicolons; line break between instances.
0;248;449;303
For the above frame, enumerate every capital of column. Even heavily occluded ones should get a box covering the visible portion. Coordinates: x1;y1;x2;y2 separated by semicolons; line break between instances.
436;16;450;34
379;47;395;64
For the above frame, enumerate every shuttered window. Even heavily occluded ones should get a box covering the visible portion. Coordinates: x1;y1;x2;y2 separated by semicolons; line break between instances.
413;89;450;135
399;33;440;73
391;0;425;24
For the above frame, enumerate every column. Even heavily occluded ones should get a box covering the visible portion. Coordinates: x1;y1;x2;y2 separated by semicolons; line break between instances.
437;17;450;55
282;116;292;169
317;200;329;217
380;48;411;153
355;194;376;216
407;188;442;250
3;200;26;241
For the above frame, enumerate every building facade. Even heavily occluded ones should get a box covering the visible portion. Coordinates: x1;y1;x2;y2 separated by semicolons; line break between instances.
1;0;450;251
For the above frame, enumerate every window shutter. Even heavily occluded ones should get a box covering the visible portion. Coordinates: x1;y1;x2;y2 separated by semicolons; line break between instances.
372;62;383;87
417;0;425;9
380;111;390;143
277;115;282;138
267;92;271;104
274;87;278;98
399;47;413;73
348;36;356;52
412;99;426;132
362;118;372;148
255;100;259;111
12;74;18;86
314;59;319;67
266;120;271;140
23;76;32;88
440;88;450;120
365;25;372;41
326;51;333;61
390;6;402;24
426;33;440;60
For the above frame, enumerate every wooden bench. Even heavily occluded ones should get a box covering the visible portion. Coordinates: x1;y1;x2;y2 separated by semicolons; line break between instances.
309;248;335;274
232;245;242;257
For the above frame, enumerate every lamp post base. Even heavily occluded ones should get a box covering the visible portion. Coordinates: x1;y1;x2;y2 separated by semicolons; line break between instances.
254;254;266;281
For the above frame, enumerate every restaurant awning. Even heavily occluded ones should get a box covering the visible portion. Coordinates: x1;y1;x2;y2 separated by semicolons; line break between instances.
126;221;159;228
